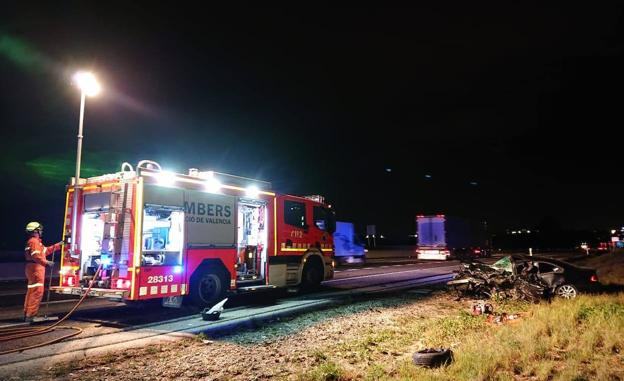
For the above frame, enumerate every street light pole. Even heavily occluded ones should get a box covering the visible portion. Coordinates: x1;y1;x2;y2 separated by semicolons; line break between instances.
70;91;86;254
69;71;100;255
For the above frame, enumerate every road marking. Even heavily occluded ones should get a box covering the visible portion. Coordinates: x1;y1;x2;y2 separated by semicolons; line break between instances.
325;265;457;284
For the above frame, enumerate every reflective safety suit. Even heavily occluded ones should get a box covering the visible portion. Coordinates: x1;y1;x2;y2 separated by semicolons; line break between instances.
23;237;61;318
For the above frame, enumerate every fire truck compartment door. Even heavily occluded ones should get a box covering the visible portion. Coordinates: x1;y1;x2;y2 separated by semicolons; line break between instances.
83;192;112;212
143;185;184;208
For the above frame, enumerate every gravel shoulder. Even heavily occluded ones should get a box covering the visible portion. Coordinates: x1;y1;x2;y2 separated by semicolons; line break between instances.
20;290;453;380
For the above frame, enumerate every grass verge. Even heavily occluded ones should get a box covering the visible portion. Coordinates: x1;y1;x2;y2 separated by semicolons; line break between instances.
301;293;624;381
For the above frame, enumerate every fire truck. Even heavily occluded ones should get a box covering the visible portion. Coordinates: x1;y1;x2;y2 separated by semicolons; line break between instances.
51;160;336;308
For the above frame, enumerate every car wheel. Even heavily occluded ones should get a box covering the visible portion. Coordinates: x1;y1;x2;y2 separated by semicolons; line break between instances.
555;284;578;299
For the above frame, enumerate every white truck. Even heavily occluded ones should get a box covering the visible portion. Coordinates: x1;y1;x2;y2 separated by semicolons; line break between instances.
416;214;489;260
416;215;450;260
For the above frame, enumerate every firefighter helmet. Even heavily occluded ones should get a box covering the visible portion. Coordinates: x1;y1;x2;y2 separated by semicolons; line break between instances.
25;221;43;233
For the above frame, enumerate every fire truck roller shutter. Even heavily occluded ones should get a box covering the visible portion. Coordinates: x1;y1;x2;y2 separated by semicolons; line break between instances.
188;258;229;308
143;185;184;208
300;249;325;290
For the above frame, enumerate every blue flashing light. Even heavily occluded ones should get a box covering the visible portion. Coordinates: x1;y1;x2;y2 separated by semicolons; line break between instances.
173;266;183;274
100;255;111;266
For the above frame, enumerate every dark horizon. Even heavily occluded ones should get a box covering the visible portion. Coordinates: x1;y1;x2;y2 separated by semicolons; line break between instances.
1;4;623;250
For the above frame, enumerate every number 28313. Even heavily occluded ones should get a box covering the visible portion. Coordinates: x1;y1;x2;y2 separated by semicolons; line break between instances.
147;275;174;283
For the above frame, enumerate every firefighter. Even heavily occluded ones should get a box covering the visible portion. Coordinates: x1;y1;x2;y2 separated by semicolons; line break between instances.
23;222;63;323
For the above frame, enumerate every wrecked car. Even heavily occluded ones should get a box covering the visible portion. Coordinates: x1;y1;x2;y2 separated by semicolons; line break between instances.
447;255;599;301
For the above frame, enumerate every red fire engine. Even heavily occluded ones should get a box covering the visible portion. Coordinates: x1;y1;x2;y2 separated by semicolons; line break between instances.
51;160;336;308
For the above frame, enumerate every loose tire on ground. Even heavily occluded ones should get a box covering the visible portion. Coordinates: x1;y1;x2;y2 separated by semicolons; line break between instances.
189;271;227;308
412;348;453;367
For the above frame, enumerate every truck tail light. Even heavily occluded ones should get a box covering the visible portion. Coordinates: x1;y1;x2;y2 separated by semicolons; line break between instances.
590;274;598;282
116;279;132;289
62;274;76;287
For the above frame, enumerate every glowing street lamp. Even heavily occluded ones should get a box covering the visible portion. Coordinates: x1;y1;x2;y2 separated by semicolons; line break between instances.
70;71;101;253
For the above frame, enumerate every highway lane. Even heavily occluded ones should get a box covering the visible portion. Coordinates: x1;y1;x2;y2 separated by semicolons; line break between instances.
0;259;461;324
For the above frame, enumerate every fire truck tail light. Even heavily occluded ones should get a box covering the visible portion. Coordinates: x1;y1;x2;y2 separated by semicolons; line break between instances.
60;266;75;275
62;274;76;287
590;274;598;282
116;279;132;289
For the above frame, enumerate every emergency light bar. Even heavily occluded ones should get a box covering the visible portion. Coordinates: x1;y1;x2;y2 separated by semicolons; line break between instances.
303;195;325;203
196;170;271;190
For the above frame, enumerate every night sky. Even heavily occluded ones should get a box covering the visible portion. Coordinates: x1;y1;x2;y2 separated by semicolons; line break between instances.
1;4;623;249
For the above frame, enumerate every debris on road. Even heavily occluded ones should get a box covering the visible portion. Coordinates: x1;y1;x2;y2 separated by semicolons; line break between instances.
201;298;228;321
486;312;523;326
468;300;523;325
471;301;493;315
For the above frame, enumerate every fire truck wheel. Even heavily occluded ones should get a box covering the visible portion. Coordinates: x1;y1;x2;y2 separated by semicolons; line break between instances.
301;260;324;290
190;272;226;308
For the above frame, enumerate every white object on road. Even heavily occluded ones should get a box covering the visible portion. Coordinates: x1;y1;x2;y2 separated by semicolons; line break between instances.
207;298;228;314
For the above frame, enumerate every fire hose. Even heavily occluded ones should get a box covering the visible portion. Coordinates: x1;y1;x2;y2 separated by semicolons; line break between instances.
0;264;103;355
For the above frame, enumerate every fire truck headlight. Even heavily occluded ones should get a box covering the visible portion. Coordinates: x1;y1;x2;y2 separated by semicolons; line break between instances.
173;266;183;274
157;171;176;187
246;185;260;198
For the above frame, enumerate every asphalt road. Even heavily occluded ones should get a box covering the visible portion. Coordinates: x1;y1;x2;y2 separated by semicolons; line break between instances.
0;258;461;323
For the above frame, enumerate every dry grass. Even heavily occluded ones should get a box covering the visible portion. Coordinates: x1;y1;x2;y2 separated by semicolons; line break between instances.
34;290;624;381
301;294;624;381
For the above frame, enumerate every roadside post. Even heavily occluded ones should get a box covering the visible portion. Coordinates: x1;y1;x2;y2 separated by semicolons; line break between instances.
529;247;533;256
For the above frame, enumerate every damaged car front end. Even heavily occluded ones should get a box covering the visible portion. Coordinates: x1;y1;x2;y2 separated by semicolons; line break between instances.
448;255;598;302
447;256;545;302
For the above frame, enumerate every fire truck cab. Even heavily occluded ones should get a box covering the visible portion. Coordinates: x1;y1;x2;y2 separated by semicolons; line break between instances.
51;160;336;308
